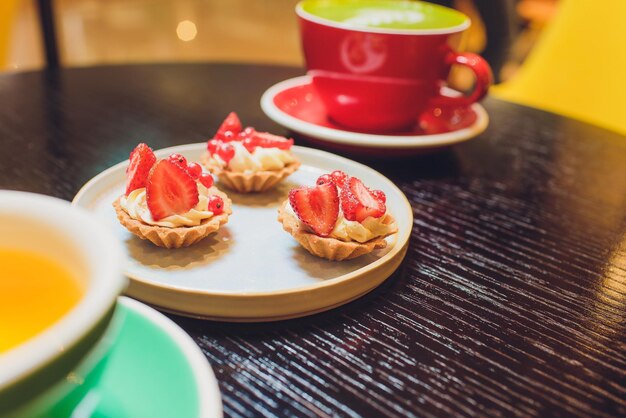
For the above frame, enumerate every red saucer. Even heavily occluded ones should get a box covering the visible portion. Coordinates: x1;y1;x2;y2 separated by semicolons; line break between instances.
260;76;488;155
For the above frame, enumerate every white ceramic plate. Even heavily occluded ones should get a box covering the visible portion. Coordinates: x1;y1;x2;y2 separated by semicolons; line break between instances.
260;75;489;152
73;144;412;321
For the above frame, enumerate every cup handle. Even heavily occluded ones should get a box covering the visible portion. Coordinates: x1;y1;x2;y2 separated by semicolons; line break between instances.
432;50;493;108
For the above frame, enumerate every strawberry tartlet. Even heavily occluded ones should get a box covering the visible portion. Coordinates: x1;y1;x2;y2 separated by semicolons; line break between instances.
201;112;300;193
113;143;232;248
278;171;398;261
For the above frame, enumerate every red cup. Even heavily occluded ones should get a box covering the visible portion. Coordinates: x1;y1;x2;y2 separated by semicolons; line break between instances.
297;1;493;133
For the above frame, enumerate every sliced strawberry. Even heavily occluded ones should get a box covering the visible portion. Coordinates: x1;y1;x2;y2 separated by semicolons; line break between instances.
371;189;386;204
341;177;386;222
289;183;339;237
146;160;199;221
340;183;360;222
251;132;293;150
215;112;242;140
125;143;157;196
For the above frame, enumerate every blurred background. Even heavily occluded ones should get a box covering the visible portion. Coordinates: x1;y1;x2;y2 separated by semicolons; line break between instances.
1;0;558;85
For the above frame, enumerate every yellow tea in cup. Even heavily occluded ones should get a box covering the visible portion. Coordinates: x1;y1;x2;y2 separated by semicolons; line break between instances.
0;248;83;353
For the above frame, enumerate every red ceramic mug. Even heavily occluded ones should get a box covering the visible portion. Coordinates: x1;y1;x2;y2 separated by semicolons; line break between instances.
297;0;493;133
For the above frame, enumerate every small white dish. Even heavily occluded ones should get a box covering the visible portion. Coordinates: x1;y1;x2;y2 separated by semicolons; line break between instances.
260;75;489;154
73;144;412;321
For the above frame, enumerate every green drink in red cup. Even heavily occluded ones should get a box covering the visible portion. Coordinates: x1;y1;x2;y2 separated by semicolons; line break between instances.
297;0;492;132
0;191;126;417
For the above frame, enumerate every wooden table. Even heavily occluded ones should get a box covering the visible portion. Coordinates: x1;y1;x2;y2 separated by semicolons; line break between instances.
1;63;625;417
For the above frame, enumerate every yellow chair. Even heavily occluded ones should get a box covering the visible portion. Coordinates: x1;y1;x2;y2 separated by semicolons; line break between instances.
491;0;626;136
0;0;19;69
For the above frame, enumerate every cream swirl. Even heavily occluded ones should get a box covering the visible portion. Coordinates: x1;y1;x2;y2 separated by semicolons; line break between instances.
212;142;295;173
286;202;395;243
120;183;215;227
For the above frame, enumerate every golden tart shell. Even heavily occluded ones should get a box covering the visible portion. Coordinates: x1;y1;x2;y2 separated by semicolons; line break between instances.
277;200;397;261
113;187;232;249
201;151;300;193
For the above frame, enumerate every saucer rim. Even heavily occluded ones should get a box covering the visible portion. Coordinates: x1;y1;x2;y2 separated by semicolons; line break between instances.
260;75;489;148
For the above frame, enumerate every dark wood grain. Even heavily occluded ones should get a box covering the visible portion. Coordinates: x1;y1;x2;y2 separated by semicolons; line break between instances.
1;63;625;417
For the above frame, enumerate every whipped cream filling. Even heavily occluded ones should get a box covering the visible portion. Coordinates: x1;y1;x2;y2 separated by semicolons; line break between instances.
121;183;215;228
286;201;394;243
212;142;295;173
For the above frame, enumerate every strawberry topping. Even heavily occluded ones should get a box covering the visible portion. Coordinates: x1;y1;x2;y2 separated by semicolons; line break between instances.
237;127;256;140
316;174;332;186
167;153;187;168
208;113;294;159
207;139;219;154
186;162;202;180
146;159;199;221
207;139;235;164
330;170;348;187
215;112;242;140
316;170;347;187
371;189;386;204
253;132;294;150
341;177;386;222
198;173;214;188
125;143;157;196
242;131;294;153
289;183;339;237
216;142;235;163
207;195;224;215
242;137;257;154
